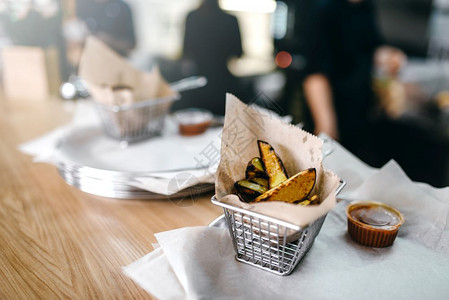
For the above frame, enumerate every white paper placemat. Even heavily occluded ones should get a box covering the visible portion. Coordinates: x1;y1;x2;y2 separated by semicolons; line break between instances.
123;139;449;299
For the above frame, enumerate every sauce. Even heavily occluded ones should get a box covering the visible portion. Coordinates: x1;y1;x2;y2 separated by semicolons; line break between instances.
349;204;402;230
179;120;212;136
346;201;404;247
174;108;213;136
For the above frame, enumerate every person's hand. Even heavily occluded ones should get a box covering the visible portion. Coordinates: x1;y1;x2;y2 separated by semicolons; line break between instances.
374;46;407;78
314;125;339;142
303;74;340;141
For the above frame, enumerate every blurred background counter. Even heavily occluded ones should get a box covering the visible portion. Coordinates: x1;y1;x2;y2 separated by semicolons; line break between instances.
1;0;449;187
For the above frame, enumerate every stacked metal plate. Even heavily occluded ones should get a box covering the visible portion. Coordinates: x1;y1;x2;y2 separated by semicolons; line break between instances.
54;124;217;200
58;165;214;199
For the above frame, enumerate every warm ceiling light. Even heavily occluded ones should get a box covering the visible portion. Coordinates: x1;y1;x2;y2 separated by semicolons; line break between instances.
220;0;277;13
275;51;292;69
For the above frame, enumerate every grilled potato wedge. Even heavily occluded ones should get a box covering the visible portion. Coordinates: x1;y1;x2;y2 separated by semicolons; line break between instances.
297;199;311;206
235;180;268;203
257;140;288;188
294;194;319;205
254;168;316;203
250;177;268;187
309;194;320;205
245;157;267;179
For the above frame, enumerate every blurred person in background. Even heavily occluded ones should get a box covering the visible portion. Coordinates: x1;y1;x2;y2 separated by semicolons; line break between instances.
0;0;70;80
75;0;135;57
177;0;243;116
273;0;314;116
302;0;406;158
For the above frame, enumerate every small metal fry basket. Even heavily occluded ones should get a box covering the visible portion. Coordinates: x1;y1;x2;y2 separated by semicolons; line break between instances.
94;95;178;143
211;181;345;276
93;76;207;144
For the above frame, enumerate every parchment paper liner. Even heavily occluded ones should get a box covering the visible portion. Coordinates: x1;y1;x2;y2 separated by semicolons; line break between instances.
78;36;177;136
215;94;340;240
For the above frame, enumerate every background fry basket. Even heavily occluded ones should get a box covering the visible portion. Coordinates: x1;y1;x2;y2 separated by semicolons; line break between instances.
211;180;345;276
95;95;178;143
93;76;207;144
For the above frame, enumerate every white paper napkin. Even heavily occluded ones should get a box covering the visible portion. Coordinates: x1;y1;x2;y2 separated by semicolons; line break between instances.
130;169;216;196
347;160;449;254
123;147;449;299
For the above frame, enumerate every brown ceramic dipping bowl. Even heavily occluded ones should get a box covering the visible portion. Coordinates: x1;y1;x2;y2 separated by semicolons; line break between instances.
174;108;213;136
346;201;404;247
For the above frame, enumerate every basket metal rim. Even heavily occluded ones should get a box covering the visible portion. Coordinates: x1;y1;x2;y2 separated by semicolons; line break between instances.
94;93;181;112
211;195;303;231
211;179;346;232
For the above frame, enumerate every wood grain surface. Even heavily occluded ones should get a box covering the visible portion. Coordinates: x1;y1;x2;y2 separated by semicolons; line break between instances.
0;96;222;299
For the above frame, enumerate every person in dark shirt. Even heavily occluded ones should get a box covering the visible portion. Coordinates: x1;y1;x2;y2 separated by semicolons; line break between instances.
1;7;46;47
273;0;315;114
179;0;243;115
76;0;136;57
302;0;405;156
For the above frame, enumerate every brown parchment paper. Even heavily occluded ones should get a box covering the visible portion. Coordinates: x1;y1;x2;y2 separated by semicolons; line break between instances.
216;94;341;229
78;35;176;104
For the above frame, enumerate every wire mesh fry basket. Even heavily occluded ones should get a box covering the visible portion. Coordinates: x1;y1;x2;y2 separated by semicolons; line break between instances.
94;95;178;143
211;180;345;276
93;76;207;144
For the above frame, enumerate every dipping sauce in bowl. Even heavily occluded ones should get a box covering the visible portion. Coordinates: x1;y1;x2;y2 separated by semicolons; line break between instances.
346;201;404;247
174;108;213;136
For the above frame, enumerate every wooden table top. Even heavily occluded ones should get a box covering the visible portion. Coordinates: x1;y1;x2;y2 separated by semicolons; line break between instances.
0;96;222;299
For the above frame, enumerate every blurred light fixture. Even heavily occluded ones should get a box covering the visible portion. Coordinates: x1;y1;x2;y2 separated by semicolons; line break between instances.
220;0;277;13
60;75;89;100
275;51;292;68
271;1;288;39
60;82;77;100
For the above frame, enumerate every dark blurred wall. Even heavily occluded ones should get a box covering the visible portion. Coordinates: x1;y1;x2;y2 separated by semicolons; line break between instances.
375;0;433;57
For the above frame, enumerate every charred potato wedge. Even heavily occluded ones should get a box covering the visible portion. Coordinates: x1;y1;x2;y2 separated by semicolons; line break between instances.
245;157;267;179
235;180;268;203
295;194;319;205
257;140;288;188
309;195;320;205
297;199;311;206
250;177;268;187
254;168;316;203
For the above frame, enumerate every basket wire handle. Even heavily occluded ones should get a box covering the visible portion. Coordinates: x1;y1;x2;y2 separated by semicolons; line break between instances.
169;76;207;92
